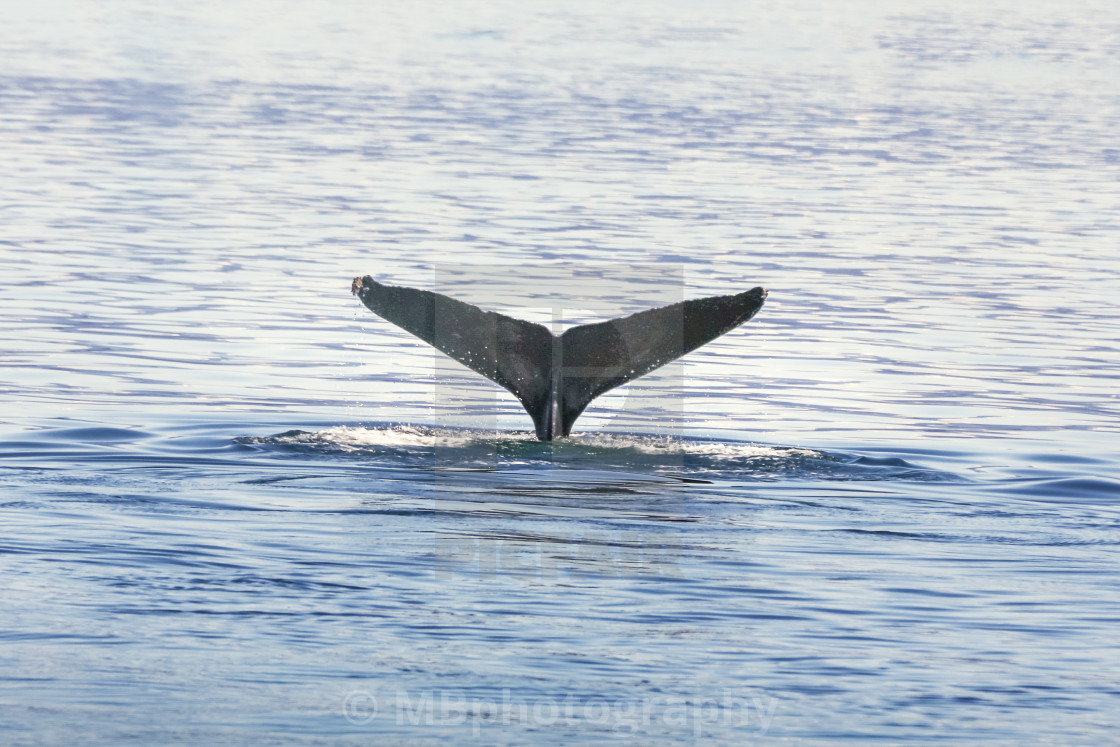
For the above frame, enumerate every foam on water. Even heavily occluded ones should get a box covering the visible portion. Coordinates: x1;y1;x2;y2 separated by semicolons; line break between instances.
237;424;954;483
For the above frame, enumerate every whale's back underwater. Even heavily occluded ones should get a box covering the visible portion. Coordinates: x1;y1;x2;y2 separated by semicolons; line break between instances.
352;276;766;440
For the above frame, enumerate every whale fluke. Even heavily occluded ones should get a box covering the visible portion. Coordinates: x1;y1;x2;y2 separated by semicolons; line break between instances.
351;276;767;441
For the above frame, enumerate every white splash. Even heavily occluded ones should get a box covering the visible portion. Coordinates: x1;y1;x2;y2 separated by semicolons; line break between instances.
267;425;821;462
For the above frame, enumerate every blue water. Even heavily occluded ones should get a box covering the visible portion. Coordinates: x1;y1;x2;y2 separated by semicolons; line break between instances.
3;1;1120;743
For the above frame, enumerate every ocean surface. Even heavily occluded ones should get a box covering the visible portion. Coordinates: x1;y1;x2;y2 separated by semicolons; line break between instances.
3;1;1120;743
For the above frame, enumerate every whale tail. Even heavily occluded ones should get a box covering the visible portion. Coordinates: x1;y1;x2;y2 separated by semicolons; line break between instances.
351;276;767;441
